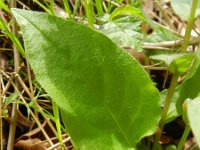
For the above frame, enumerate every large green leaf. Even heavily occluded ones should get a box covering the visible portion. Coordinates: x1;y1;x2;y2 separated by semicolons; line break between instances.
109;5;145;21
12;9;161;149
171;0;200;21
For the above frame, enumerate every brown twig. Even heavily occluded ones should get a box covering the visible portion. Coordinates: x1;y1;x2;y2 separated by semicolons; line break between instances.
0;54;3;150
7;0;20;149
143;36;200;50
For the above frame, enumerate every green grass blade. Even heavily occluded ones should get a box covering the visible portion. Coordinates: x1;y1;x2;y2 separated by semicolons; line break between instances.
0;0;11;13
95;0;103;16
52;100;64;150
63;0;72;19
72;0;81;19
32;0;52;14
0;18;25;57
49;0;55;14
82;0;94;28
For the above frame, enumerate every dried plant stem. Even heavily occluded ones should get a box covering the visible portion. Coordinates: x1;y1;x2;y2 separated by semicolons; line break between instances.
47;137;71;150
15;74;61;146
0;54;3;150
7;0;20;149
153;0;176;30
10;81;54;147
25;58;34;95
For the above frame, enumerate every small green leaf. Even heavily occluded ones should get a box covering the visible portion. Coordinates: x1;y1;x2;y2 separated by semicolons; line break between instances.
12;9;161;149
171;0;200;21
108;4;167;34
150;53;186;66
150;53;194;75
169;53;194;75
187;97;200;147
99;17;143;51
177;50;200;114
109;5;145;21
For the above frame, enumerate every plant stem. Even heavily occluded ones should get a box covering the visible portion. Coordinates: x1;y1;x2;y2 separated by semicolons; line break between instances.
153;74;179;150
10;80;55;147
73;0;81;20
0;53;3;150
181;0;198;52
177;125;190;150
50;0;55;14
7;0;20;149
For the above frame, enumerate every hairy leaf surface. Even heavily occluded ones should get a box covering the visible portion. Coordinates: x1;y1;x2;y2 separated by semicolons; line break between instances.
12;9;161;149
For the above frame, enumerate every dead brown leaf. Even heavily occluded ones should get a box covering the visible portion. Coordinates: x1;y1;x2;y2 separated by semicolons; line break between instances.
15;138;49;150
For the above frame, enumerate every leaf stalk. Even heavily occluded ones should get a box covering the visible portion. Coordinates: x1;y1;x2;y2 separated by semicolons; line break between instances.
177;125;190;150
153;74;179;150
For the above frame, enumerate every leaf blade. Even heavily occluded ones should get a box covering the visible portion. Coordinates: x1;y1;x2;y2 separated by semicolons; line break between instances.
186;97;200;147
12;9;161;149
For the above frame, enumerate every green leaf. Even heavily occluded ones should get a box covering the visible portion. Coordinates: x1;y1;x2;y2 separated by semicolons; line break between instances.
176;50;200;114
171;0;200;21
109;5;145;21
82;0;94;28
186;97;200;147
99;17;143;51
12;9;161;149
169;53;194;75
0;18;25;57
150;53;186;66
150;53;194;75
